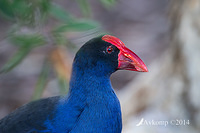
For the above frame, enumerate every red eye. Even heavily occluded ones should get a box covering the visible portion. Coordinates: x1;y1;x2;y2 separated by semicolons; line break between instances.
106;46;113;53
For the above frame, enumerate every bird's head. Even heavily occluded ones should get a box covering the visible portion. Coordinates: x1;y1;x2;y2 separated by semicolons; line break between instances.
73;35;148;77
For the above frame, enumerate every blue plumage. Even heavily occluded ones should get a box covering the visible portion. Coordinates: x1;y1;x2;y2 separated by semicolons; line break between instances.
0;35;148;133
48;36;122;132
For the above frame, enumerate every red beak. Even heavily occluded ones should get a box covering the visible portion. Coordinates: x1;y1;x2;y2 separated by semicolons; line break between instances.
117;46;148;72
102;35;148;72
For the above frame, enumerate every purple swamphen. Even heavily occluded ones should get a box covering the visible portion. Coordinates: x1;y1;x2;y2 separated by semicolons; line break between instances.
0;35;148;133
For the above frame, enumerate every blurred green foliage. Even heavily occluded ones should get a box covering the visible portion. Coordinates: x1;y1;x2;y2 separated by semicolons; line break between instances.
1;34;45;73
100;0;116;8
0;0;116;99
32;59;50;100
0;0;51;25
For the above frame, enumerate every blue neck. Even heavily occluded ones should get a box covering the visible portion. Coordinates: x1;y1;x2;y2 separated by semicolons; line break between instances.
48;61;122;132
66;65;122;132
70;67;111;92
68;56;117;94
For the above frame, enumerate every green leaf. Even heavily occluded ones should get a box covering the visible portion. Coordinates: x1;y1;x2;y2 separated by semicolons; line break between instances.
32;60;50;100
76;0;91;17
2;0;33;23
0;34;45;73
100;0;116;8
52;32;68;45
0;0;15;19
49;3;74;22
0;46;31;73
10;34;45;47
39;0;51;14
54;20;98;33
0;0;27;20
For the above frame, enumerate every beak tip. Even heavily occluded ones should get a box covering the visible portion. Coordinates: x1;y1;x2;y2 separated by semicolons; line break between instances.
143;66;148;72
141;62;148;72
137;65;148;72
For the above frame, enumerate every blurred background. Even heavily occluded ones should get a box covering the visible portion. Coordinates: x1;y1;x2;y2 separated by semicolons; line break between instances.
0;0;200;132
